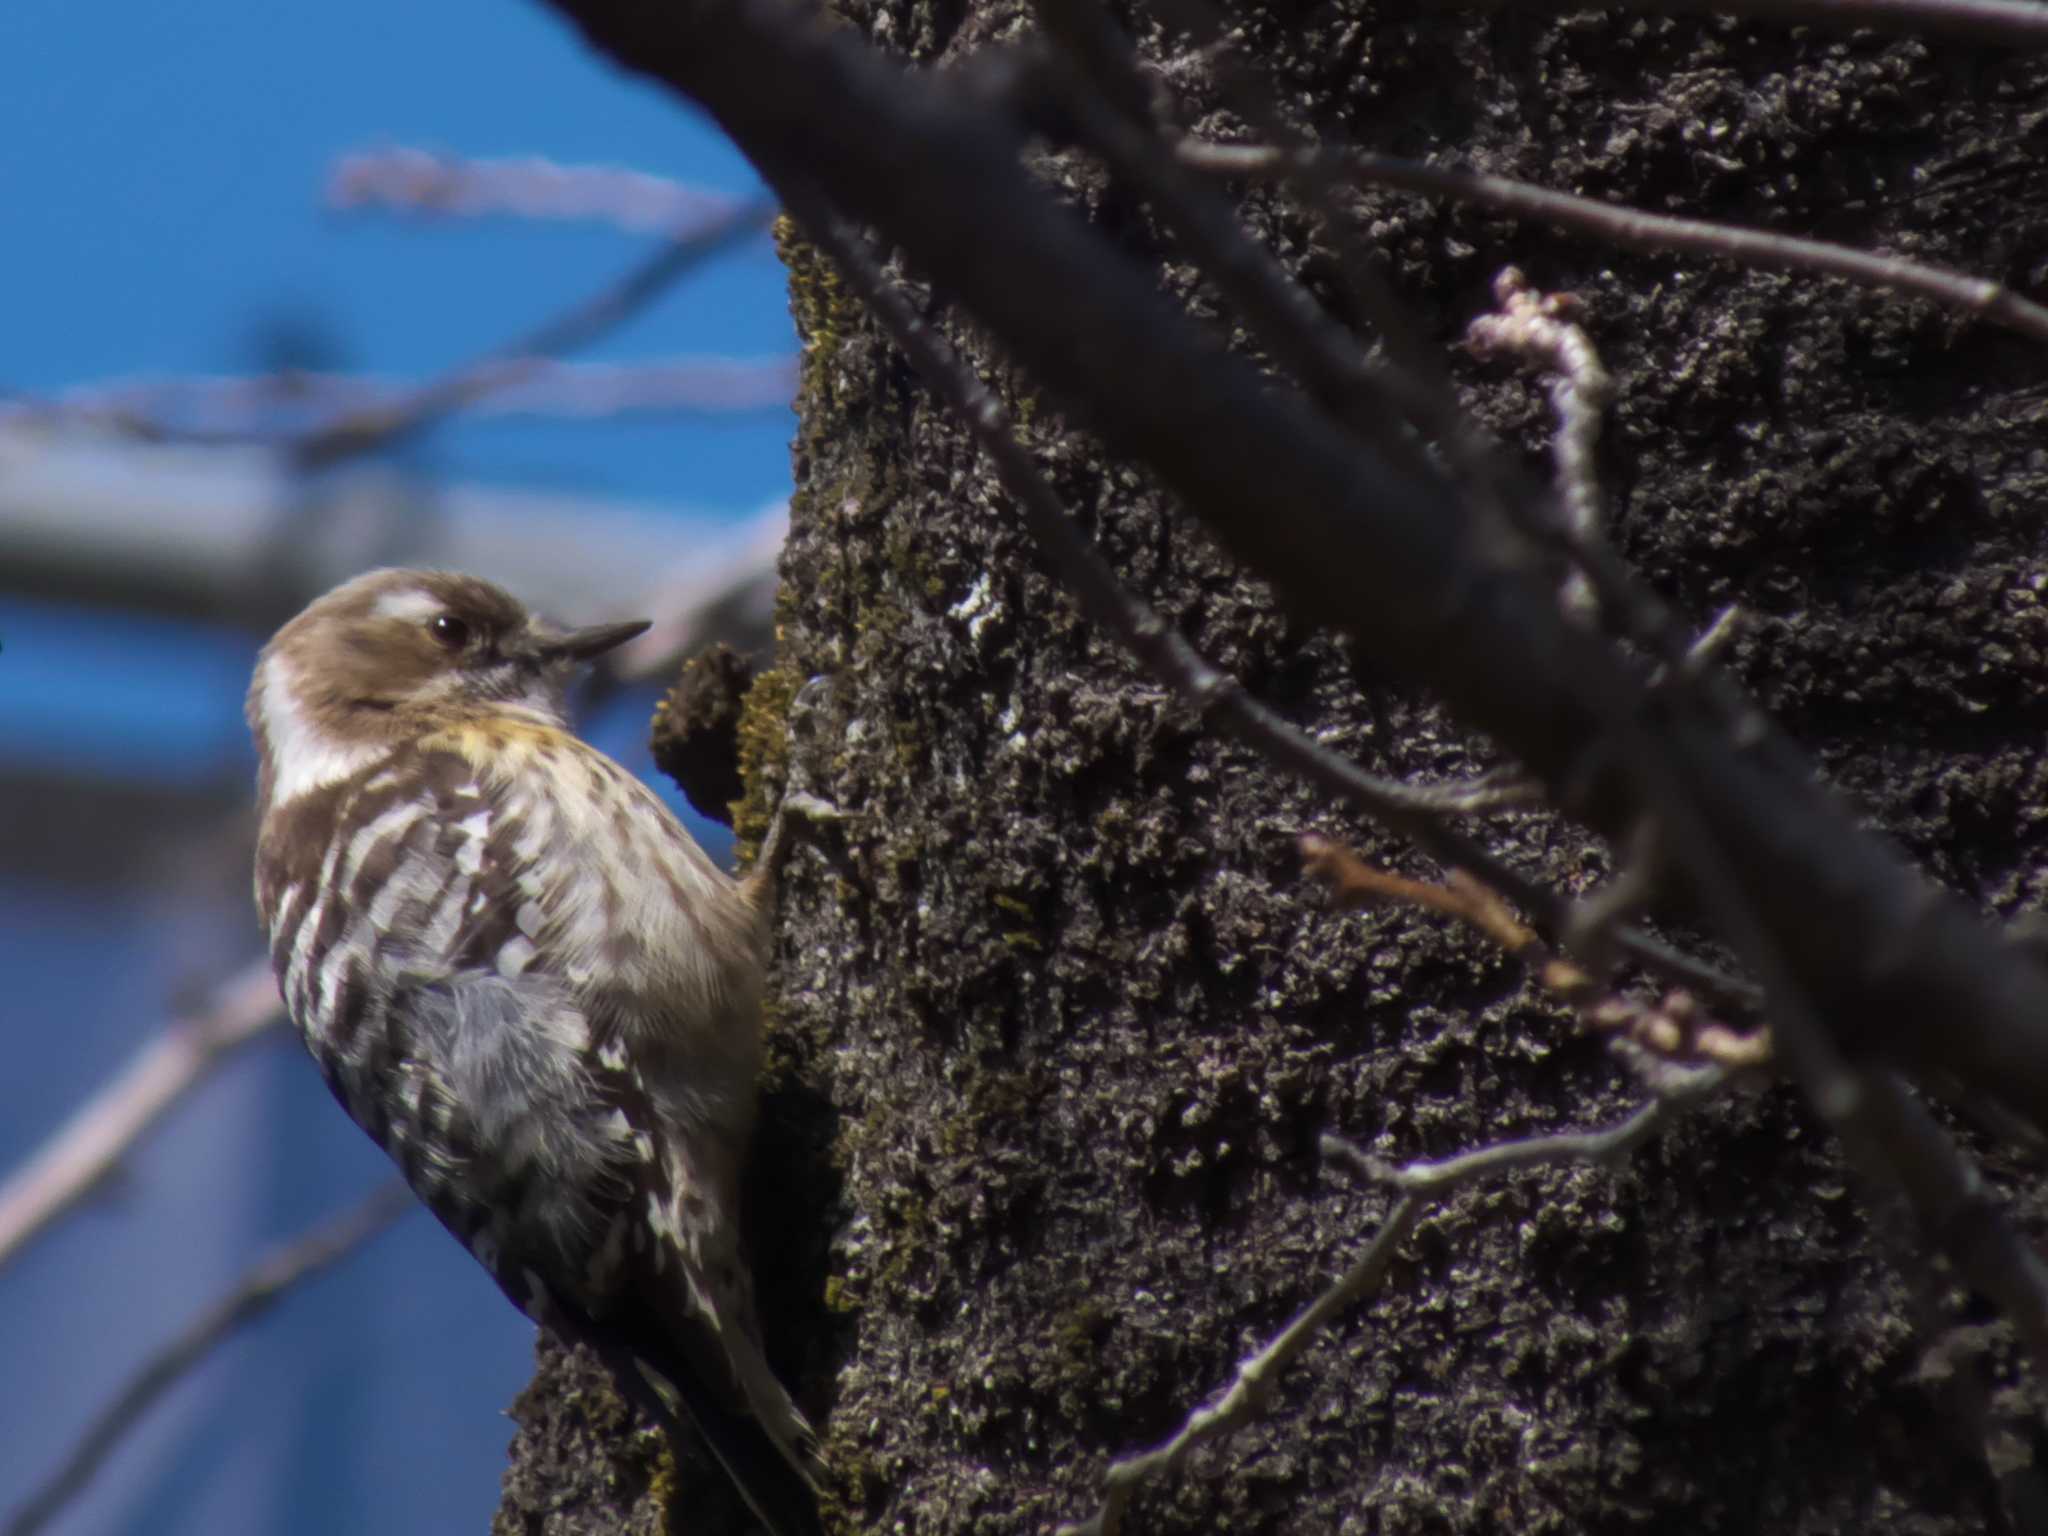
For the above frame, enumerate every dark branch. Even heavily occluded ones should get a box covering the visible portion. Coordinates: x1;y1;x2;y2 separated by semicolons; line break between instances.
1478;0;2048;49
790;196;1746;1010
1180;142;2048;350
533;0;2048;1133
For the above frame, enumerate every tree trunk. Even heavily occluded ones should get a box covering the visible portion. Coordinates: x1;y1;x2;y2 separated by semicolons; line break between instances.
495;4;2048;1533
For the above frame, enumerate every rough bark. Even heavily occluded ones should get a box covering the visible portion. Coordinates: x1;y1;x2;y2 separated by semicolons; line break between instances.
494;5;2048;1535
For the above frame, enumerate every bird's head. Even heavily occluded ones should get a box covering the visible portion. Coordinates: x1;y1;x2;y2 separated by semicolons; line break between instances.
248;568;649;806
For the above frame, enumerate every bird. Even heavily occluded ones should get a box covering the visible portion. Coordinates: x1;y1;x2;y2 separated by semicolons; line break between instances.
246;567;821;1536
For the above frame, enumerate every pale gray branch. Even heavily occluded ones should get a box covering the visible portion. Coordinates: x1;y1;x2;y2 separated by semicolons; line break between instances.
0;961;282;1277
328;147;745;235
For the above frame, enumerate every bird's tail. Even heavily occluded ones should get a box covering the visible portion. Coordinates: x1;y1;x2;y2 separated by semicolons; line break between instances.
588;1328;825;1536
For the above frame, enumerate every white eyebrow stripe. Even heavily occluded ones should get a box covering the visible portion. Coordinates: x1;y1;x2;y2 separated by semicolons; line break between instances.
373;588;444;624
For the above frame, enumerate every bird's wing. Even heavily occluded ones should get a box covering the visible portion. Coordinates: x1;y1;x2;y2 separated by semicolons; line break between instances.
268;744;820;1536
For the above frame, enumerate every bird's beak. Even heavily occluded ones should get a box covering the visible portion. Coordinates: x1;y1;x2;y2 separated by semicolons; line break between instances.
534;618;653;665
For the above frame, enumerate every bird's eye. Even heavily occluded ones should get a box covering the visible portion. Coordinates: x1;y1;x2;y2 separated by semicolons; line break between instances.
429;614;472;651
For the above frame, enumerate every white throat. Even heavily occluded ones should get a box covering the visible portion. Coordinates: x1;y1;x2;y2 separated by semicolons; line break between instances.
257;653;386;807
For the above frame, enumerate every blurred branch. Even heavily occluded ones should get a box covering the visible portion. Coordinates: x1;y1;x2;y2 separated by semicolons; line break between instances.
1485;0;2048;48
608;501;789;679
0;962;281;1277
789;193;1757;1016
1034;0;1442;482
292;197;777;470
3;1182;413;1536
1;150;784;625
330;147;747;235
1612;722;2048;1380
1179;141;2048;349
540;0;2048;1133
535;4;2048;1447
0;423;783;642
0;357;796;440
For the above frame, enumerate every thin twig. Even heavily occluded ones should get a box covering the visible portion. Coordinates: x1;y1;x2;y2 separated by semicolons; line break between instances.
1;357;798;441
1057;1192;1422;1536
1323;1092;1700;1190
787;192;1761;1016
1300;834;1770;1070
789;199;1499;838
0;961;282;1276
1685;605;1745;671
1058;1095;1703;1536
546;0;2048;1138
1488;0;2048;48
4;1183;414;1536
1423;191;2048;1395
1466;267;1615;618
291;199;775;470
328;147;744;235
1615;721;2048;1381
1031;0;1444;483
1562;821;1664;978
1145;0;1489;467
1180;142;2048;350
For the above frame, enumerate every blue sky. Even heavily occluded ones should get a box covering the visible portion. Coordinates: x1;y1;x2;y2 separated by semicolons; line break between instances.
0;3;794;1532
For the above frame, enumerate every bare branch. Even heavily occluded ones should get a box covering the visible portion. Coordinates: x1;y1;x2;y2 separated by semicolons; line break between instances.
1488;0;2048;48
1144;0;1489;466
540;0;2048;1131
0;962;282;1277
4;1183;413;1536
1610;723;2048;1379
0;357;797;440
1300;834;1771;1071
1033;0;1445;479
1058;1095;1703;1536
1322;1093;1698;1191
789;194;1756;1015
291;198;775;470
1179;141;2048;350
329;147;744;236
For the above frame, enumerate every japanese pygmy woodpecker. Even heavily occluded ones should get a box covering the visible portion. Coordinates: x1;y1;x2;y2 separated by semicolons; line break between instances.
248;567;820;1536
